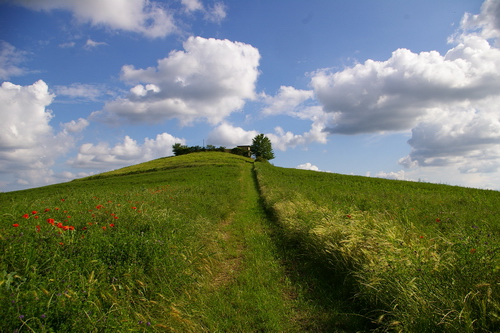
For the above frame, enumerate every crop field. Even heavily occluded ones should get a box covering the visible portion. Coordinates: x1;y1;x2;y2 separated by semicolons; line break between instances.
1;152;500;332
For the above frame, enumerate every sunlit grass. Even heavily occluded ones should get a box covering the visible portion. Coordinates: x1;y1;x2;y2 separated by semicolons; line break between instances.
3;153;500;332
0;153;253;332
255;162;500;332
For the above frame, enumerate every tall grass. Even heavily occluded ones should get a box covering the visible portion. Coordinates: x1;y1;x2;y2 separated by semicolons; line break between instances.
3;152;500;332
255;162;500;332
0;153;253;332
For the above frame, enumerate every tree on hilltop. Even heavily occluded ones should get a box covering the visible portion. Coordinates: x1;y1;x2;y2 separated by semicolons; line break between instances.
250;134;275;161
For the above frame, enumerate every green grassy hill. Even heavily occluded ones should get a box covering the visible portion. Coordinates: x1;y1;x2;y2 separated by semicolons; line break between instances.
1;152;499;332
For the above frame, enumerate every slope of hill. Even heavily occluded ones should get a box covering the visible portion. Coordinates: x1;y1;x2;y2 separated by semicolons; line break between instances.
1;152;499;332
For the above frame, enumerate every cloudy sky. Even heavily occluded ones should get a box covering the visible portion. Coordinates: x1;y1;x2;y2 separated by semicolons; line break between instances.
1;0;500;192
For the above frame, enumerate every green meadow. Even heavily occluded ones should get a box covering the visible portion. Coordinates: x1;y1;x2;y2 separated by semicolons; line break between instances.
1;152;499;332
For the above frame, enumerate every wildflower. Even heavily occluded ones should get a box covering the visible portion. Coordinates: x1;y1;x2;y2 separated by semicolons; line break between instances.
63;226;69;231
346;214;352;218
102;226;107;230
41;314;46;319
109;223;115;227
96;205;103;209
57;222;63;228
59;242;64;246
83;227;87;230
470;248;477;254
36;225;41;232
61;199;65;202
32;211;37;215
419;236;424;239
132;207;137;210
436;218;441;222
22;214;29;219
69;226;75;231
114;216;118;219
12;223;19;227
19;315;25;319
44;208;50;212
47;218;55;225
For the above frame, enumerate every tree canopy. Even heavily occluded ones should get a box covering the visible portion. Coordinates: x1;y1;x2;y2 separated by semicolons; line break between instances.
250;134;275;161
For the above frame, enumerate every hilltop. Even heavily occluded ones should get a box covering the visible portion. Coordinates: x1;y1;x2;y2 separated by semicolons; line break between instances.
1;152;499;332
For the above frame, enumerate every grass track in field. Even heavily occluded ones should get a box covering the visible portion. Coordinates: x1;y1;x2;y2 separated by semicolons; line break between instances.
2;152;500;332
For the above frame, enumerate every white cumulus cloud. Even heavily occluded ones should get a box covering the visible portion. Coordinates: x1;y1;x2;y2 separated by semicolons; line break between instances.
399;104;500;172
68;133;185;169
459;0;500;41
296;162;319;171
208;122;327;151
306;1;500;188
0;80;88;190
261;86;314;117
93;36;260;125
207;122;259;147
8;0;177;38
311;35;500;135
374;170;406;181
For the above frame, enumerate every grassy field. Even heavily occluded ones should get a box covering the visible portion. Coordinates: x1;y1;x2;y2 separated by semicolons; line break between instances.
255;162;500;332
1;152;500;332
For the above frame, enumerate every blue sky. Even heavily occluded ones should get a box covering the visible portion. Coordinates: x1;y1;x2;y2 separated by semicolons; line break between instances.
2;0;500;192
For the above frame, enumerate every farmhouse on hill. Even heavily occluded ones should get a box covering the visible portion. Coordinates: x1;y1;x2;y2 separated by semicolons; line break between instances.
236;145;251;157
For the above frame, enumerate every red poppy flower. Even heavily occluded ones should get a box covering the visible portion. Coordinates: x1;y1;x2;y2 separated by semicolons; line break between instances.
113;216;118;219
62;226;69;231
44;208;50;212
102;226;107;230
69;226;75;231
57;222;63;228
132;207;137;210
36;225;41;232
419;236;424;239
22;214;29;219
436;218;441;223
109;223;115;227
96;205;103;209
12;223;19;227
47;218;55;225
32;211;38;215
